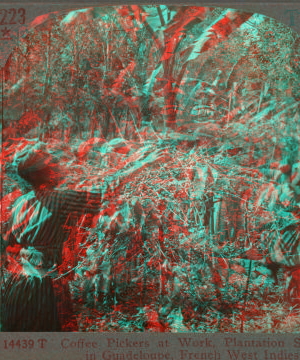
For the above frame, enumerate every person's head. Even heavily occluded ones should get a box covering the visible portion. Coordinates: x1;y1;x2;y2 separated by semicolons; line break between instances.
15;146;64;190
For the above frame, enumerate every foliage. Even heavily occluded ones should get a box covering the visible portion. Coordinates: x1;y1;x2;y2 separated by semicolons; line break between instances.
2;5;300;332
3;5;299;138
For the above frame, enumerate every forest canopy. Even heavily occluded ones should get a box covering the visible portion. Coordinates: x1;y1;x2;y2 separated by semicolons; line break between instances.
3;5;299;141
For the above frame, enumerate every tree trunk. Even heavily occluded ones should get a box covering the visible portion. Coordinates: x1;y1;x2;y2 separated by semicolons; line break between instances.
163;47;177;131
42;113;51;140
90;110;96;139
103;111;110;140
74;110;82;139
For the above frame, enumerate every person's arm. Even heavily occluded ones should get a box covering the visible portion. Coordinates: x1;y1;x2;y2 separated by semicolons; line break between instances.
38;148;165;220
34;189;104;226
56;190;104;222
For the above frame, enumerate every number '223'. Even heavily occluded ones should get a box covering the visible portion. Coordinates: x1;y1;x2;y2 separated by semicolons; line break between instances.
0;9;25;26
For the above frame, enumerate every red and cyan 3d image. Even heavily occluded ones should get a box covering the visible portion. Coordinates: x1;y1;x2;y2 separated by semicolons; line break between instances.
1;5;300;333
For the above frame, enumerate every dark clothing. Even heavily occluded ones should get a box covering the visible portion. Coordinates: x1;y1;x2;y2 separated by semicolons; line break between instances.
2;272;61;331
5;189;102;264
2;189;102;332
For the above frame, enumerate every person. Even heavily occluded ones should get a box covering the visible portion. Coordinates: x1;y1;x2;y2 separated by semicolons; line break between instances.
1;146;105;331
1;144;164;331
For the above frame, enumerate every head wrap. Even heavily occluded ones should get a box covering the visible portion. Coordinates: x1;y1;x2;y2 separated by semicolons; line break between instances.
14;145;61;189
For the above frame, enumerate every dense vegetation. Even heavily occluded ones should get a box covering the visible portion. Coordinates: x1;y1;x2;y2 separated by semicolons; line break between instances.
2;5;300;332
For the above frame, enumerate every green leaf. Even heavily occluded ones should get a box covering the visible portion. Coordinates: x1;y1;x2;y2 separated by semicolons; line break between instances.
143;63;163;97
186;9;253;63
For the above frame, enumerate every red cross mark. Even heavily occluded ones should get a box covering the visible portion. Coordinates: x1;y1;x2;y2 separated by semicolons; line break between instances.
1;27;10;38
